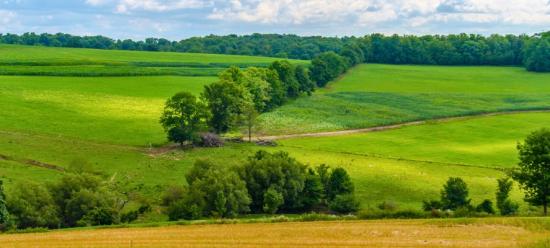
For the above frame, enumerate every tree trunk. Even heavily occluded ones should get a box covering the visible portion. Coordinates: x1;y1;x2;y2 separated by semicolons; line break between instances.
248;125;252;142
545;203;548;216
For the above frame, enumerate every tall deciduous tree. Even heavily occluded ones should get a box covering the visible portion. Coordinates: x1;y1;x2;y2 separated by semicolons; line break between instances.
160;92;207;146
202;80;252;134
513;128;550;215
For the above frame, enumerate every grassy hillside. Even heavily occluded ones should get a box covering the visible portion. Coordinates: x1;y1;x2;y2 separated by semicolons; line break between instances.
1;218;549;247
3;113;548;210
0;76;215;145
259;64;550;135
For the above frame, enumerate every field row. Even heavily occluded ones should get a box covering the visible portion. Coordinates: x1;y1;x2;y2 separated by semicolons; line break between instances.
1;218;549;247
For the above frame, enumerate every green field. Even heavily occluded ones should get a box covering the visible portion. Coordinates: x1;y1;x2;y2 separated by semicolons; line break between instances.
2;112;547;210
1;46;549;218
0;44;307;76
258;64;550;135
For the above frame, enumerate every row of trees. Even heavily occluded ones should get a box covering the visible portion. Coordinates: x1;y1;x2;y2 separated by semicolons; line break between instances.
161;52;352;144
164;151;359;220
1;32;549;72
424;128;550;216
423;177;519;216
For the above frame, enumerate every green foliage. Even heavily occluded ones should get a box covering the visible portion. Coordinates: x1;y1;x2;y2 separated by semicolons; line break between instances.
475;199;495;214
328;194;360;214
239;151;307;213
513;128;550;215
310;52;347;87
524;37;550;72
169;160;251;220
300;169;323;211
294;65;315;96
262;187;284;214
6;182;59;229
327;167;355;201
160;92;207;146
422;200;443;211
48;173;120;227
0;180;10;231
441;177;471;210
270;61;300;98
496;178;519;215
202;80;252;133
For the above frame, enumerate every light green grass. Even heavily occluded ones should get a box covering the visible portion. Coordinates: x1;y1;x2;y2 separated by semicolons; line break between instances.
259;64;550;135
0;44;308;77
278;112;550;169
0;44;306;65
3;113;547;211
0;76;215;146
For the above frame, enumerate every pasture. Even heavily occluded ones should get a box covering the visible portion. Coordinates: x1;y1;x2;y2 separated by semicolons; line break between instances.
1;218;549;247
258;64;550;135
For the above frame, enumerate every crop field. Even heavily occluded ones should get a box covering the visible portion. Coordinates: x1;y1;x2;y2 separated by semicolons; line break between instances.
1;218;549;247
0;45;306;77
258;64;550;135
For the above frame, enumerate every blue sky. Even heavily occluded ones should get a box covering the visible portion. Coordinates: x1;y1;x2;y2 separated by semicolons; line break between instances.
1;0;549;40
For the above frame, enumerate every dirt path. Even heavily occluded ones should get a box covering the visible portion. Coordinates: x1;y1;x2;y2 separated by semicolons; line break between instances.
0;153;65;172
252;109;550;141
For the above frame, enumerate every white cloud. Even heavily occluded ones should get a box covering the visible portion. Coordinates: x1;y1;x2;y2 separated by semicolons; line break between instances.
206;0;550;28
0;9;16;25
85;0;209;13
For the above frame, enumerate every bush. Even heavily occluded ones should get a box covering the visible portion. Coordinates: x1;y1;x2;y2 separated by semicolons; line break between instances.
422;200;443;211
358;209;428;219
496;178;519;216
441;177;471;210
7;182;59;229
329;194;360;214
196;132;224;147
377;201;399;211
475;199;495;214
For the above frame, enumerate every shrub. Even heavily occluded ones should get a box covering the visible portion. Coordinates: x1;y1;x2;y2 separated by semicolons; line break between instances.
422;200;442;211
378;201;399;211
475;199;495;214
6;182;59;229
496;178;519;216
441;177;471;210
327;167;354;201
329;194;360;214
358;209;427;219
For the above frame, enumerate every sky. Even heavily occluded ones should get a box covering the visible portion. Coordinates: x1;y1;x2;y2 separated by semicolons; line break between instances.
1;0;549;40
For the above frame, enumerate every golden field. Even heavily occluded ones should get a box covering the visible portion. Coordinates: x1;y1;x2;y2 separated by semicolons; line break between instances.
1;218;549;248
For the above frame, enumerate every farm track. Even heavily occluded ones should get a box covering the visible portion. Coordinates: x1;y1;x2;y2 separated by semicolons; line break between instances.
253;109;550;141
0;153;65;172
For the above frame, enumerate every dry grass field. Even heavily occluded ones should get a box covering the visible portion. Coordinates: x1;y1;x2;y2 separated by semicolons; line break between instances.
1;218;549;248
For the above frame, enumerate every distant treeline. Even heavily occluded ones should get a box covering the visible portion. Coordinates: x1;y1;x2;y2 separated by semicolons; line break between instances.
1;32;549;72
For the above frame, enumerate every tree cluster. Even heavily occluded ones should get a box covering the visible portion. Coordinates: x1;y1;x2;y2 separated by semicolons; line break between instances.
2;32;549;72
161;59;324;145
0;172;136;230
422;177;519;216
165;151;359;220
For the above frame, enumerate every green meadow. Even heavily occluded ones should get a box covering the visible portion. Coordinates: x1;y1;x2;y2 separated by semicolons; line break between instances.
0;44;307;76
259;64;550;135
1;45;549;215
2;112;547;210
